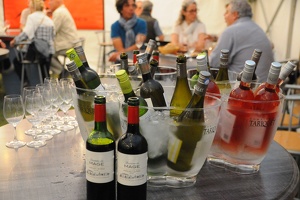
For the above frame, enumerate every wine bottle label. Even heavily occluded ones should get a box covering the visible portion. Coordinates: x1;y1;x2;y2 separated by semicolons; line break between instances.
117;152;148;186
86;150;114;183
244;115;276;148
220;109;235;143
167;133;183;163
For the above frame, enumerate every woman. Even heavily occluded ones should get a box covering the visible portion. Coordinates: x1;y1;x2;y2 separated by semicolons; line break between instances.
109;0;147;62
10;0;54;82
171;0;207;53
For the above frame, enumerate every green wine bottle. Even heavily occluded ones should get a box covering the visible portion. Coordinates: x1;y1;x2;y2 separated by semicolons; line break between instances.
66;48;104;90
215;49;231;94
170;54;192;117
115;69;148;117
86;96;115;200
120;52;129;73
74;46;91;69
190;52;207;89
137;52;167;107
66;61;89;90
117;97;148;200
168;71;210;171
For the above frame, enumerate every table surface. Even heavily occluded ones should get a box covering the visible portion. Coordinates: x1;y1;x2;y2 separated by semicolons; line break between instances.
0;113;299;200
0;48;9;61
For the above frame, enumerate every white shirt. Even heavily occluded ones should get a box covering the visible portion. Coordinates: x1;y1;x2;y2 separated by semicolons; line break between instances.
52;5;78;52
172;21;206;45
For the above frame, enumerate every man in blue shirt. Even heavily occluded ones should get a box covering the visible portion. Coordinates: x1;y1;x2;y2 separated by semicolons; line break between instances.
209;0;274;83
109;0;147;62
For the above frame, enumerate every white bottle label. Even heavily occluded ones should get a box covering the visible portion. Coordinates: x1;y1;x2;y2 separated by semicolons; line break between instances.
86;150;114;183
167;133;182;163
117;152;148;186
220;109;235;143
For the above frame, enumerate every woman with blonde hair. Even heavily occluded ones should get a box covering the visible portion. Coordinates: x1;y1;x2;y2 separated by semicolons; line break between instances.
10;0;55;84
171;0;207;53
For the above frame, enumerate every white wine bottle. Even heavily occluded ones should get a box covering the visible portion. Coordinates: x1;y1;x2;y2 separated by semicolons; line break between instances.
168;71;210;171
117;97;148;200
170;54;192;117
86;96;115;200
215;49;231;94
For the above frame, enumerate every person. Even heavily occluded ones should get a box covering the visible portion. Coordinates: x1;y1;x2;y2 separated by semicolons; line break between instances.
135;0;143;17
209;0;274;83
109;0;147;62
171;0;208;53
20;7;31;31
48;0;79;77
10;0;55;84
139;0;164;43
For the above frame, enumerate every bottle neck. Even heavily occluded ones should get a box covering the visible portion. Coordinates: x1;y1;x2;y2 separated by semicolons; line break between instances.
176;63;188;78
239;81;252;90
120;58;129;72
77;52;89;68
94;104;107;131
127;105;140;133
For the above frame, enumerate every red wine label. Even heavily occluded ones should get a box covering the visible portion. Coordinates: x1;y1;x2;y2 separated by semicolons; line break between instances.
95;104;106;122
117;152;148;186
127;106;139;124
86;150;114;183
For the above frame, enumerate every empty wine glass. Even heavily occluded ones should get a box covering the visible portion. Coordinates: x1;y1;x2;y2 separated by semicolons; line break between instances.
24;93;47;148
56;78;75;131
3;94;26;149
135;34;144;49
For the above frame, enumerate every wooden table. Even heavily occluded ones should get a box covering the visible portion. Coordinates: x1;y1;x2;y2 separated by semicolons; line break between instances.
0;116;299;200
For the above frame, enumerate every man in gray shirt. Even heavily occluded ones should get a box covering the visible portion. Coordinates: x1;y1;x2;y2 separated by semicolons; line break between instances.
209;0;274;83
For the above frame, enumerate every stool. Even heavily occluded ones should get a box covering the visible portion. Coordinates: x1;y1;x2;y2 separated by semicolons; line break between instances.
95;30;113;73
14;42;47;95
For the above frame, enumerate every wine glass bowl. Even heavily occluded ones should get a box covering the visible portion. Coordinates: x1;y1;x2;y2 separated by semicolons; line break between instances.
3;94;26;149
135;34;144;49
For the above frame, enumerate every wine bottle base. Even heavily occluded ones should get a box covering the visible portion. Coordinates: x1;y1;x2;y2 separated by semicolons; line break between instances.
147;175;197;188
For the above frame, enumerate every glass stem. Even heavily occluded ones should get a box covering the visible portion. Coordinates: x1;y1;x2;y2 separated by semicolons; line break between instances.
13;126;18;142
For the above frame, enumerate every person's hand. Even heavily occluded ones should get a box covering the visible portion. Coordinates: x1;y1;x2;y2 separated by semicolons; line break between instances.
0;39;6;48
108;51;121;62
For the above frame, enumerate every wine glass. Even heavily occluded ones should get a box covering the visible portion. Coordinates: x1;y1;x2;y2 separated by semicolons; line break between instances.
3;94;26;149
56;78;75;131
135;34;144;49
24;93;47;148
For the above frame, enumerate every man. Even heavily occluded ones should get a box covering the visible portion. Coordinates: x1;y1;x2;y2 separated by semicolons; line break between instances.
48;0;78;76
209;0;274;83
109;0;147;62
135;0;143;17
139;1;164;43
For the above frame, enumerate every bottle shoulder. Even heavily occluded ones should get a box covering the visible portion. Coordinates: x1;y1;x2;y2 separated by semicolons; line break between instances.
118;132;148;153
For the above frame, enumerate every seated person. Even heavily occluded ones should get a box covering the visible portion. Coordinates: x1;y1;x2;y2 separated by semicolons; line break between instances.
109;0;147;62
10;0;55;84
139;1;164;43
171;0;208;53
48;0;79;77
209;0;274;83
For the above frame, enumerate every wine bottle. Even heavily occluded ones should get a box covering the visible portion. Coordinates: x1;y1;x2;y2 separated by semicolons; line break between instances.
115;69;148;117
137;52;167;107
254;62;282;111
192;53;220;95
150;59;159;79
66;61;89;90
86;96;115;200
170;54;192;117
117;97;148;200
133;50;139;64
145;39;157;61
66;48;105;90
120;52;129;73
237;49;262;82
215;49;231;93
152;50;159;65
167;71;210;171
74;46;91;69
254;61;296;94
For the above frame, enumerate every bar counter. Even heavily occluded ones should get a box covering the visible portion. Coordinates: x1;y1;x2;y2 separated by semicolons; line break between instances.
0;113;299;200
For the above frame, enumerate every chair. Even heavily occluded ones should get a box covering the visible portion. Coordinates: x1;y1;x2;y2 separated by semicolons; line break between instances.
95;30;113;73
14;41;47;95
